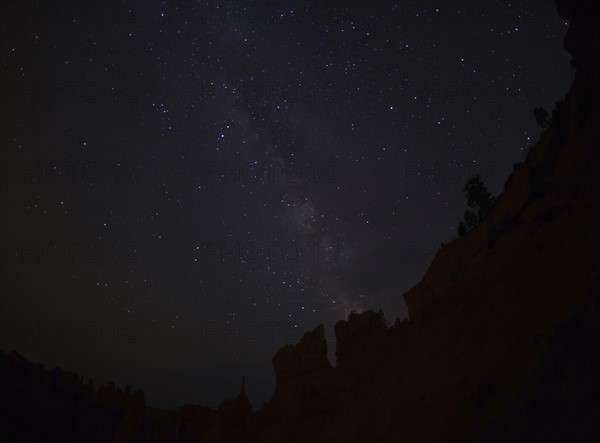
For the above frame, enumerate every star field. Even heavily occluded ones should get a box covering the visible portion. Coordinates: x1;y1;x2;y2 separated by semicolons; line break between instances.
0;1;572;407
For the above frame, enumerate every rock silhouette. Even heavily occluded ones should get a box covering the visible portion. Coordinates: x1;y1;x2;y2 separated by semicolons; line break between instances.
2;0;600;441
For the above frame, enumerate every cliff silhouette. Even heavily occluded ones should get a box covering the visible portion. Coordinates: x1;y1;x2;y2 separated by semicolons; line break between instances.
2;0;600;441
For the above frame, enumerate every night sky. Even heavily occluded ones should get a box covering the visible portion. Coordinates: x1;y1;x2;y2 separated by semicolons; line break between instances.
1;1;572;408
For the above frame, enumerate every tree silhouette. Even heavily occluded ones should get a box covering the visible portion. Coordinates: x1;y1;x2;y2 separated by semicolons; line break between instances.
534;100;565;128
457;174;496;237
534;107;549;128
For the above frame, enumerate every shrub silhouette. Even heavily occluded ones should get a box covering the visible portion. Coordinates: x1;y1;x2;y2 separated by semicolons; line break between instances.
534;100;565;128
458;174;497;237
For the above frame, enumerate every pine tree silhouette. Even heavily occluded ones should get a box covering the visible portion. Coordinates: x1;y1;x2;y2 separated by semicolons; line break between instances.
457;174;496;236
